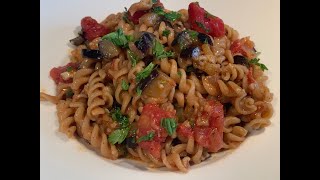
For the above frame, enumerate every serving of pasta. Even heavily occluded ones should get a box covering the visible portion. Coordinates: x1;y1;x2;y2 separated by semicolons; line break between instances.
40;0;273;172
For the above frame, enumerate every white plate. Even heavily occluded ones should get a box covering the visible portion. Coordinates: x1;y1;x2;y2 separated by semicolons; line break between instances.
40;0;280;179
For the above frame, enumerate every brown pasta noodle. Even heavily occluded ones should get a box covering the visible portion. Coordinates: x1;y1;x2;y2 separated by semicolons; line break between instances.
40;0;273;172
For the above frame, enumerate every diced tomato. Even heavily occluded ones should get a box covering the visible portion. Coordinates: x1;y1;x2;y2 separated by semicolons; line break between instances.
177;124;194;139
137;103;175;159
230;37;256;59
139;141;162;159
247;67;256;84
128;10;148;24
194;100;224;152
188;2;225;37
177;100;224;152
49;63;78;84
80;16;110;41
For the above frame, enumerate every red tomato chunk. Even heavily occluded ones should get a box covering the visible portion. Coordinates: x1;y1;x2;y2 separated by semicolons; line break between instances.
188;2;225;37
137;103;175;159
49;63;78;84
177;100;224;153
80;16;110;41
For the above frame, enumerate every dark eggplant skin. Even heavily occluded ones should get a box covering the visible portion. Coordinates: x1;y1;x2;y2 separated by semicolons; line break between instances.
186;66;207;78
98;39;120;60
126;137;137;148
223;102;233;116
112;101;121;110
70;36;85;46
142;55;154;66
171;138;182;146
82;49;103;60
180;46;200;59
233;55;249;67
134;32;155;53
171;31;191;47
197;33;213;45
136;68;159;91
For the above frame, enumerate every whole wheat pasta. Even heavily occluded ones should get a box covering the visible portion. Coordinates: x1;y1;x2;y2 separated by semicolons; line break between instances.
40;0;273;172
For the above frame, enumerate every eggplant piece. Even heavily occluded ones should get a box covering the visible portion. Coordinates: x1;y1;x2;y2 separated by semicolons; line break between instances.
186;66;207;78
141;55;154;66
136;68;159;91
82;49;103;60
139;12;161;27
233;55;249;67
126;137;137;148
197;33;213;45
172;138;182;146
98;39;121;60
69;36;85;46
180;46;200;59
141;71;176;99
171;31;193;49
112;101;121;110
134;32;155;54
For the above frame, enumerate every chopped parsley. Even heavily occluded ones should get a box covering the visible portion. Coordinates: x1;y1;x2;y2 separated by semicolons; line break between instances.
152;0;158;3
161;118;177;136
177;71;182;77
136;62;155;82
162;29;170;37
121;80;129;91
66;66;73;72
195;21;210;33
108;127;130;145
108;108;131;145
152;7;181;22
123;7;134;26
137;131;155;143
127;49;139;67
187;30;198;39
153;41;174;59
249;58;268;71
111;107;129;128
136;87;142;96
101;28;133;48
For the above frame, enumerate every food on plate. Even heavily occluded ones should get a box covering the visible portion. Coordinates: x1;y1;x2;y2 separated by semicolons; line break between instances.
40;0;273;172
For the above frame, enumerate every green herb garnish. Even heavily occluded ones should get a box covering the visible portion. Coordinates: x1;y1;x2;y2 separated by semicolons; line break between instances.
152;0;158;3
153;41;174;59
127;49;139;67
121;80;129;91
65;88;74;98
152;7;181;22
123;7;134;26
249;58;268;71
136;87;142;96
111;107;129;128
136;62;155;82
162;29;170;37
178;71;182;77
66;66;73;72
195;21;210;33
137;131;155;143
108;127;130;144
187;30;198;39
102;28;132;48
161;118;177;136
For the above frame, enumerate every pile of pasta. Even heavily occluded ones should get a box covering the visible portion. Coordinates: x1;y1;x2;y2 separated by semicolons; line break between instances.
40;0;273;172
